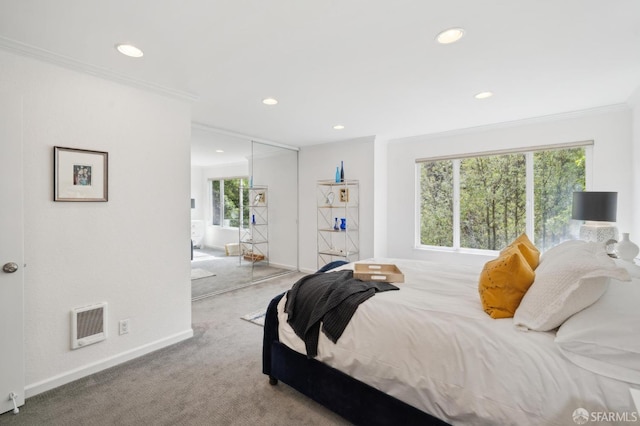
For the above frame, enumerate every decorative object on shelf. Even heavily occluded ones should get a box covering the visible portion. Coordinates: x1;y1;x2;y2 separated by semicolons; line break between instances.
616;233;639;262
243;251;265;262
240;185;269;265
340;188;349;202
191;198;195;209
316;179;359;269
340;161;345;182
54;146;108;202
254;191;266;204
326;192;335;205
335;166;340;183
572;191;618;242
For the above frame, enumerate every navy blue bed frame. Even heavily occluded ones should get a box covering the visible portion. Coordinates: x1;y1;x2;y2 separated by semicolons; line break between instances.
262;292;449;426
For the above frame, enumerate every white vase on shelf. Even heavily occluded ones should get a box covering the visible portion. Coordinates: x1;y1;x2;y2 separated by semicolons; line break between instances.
616;233;639;262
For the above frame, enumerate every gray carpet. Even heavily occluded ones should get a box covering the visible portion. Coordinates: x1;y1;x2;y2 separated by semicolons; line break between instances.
190;268;216;280
0;273;350;426
191;248;293;300
240;309;266;327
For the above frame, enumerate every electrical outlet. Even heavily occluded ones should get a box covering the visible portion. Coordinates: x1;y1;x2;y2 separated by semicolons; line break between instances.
119;319;130;335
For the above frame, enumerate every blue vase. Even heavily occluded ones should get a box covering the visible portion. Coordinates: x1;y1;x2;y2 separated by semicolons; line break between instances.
340;218;347;230
335;167;340;183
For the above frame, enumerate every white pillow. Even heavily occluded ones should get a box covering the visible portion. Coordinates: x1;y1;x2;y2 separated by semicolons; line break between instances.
539;239;584;262
555;277;640;384
513;241;630;331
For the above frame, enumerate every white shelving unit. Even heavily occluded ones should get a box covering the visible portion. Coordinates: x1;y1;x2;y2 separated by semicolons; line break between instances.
239;185;269;265
317;179;359;269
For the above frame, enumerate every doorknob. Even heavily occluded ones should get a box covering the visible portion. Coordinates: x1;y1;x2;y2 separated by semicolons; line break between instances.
2;262;18;273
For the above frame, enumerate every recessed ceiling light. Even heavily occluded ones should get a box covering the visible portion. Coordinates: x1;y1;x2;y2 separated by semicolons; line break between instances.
262;98;278;106
115;43;144;58
216;149;224;153
474;91;494;99
436;28;465;45
333;125;345;130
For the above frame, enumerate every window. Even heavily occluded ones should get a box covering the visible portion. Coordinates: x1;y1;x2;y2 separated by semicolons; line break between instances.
418;145;587;252
210;178;249;228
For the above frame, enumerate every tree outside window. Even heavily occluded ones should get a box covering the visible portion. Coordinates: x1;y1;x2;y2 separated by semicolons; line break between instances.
419;146;586;252
533;149;585;251
419;161;453;247
211;178;249;228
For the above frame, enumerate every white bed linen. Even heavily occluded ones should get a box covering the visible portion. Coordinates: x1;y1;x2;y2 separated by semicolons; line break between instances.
277;258;638;426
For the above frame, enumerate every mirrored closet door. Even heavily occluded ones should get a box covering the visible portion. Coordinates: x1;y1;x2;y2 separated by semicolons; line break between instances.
190;127;298;300
245;141;299;282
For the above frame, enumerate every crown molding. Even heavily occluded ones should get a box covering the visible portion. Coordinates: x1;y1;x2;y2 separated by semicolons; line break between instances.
0;36;199;102
390;103;630;145
191;122;299;151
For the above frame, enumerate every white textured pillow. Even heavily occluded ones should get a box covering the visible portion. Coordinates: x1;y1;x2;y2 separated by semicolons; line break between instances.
539;239;584;262
513;241;630;331
555;277;640;384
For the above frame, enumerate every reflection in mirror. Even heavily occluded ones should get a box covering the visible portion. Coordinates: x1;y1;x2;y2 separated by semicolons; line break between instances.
190;126;252;300
247;141;299;282
190;126;299;300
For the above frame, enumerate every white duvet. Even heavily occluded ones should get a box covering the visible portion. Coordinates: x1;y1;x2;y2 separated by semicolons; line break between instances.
277;258;638;426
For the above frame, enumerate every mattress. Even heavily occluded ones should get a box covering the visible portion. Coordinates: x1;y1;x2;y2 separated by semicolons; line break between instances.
277;258;637;426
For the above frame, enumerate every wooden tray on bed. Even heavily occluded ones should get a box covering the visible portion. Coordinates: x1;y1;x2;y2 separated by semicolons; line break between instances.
353;263;404;283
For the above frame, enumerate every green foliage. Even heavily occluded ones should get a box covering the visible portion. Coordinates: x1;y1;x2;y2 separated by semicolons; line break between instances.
460;154;526;250
420;161;453;246
534;148;585;251
223;178;249;227
419;147;585;251
211;178;249;227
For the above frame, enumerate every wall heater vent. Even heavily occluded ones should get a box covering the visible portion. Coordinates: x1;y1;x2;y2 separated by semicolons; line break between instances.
71;302;107;350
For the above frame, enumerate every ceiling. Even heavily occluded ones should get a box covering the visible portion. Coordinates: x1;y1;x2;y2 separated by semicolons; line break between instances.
1;1;640;155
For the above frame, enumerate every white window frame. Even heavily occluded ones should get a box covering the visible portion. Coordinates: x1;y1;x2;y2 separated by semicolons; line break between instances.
415;141;593;254
209;177;248;229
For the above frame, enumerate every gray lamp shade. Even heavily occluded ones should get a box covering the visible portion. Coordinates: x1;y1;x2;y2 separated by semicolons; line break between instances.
191;198;195;209
572;192;617;222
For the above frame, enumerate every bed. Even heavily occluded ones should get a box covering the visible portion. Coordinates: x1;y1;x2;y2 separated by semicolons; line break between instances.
262;242;640;425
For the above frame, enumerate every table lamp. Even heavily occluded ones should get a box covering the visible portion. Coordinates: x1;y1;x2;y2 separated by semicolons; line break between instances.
571;191;618;242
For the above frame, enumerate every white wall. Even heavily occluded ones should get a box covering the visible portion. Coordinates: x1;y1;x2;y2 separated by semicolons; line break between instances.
0;50;193;396
387;106;634;265
190;166;205;221
298;137;375;272
628;87;640;242
252;148;299;269
373;137;389;258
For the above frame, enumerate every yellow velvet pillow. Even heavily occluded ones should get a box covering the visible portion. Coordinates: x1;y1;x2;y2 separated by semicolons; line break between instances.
501;233;540;270
478;247;535;319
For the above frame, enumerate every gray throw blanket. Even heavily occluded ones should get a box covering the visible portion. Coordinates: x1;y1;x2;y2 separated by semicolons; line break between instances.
284;270;398;358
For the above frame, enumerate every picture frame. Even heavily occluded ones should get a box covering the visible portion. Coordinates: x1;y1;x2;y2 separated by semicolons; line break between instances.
54;146;108;202
339;188;349;203
254;192;266;204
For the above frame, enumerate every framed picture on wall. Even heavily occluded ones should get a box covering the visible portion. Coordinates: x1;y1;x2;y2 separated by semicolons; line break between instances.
54;146;108;201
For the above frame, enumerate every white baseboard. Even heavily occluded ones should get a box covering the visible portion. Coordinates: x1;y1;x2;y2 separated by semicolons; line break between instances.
25;328;194;398
266;261;297;271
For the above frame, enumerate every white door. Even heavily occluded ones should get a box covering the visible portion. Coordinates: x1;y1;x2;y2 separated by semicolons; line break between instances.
0;92;25;414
